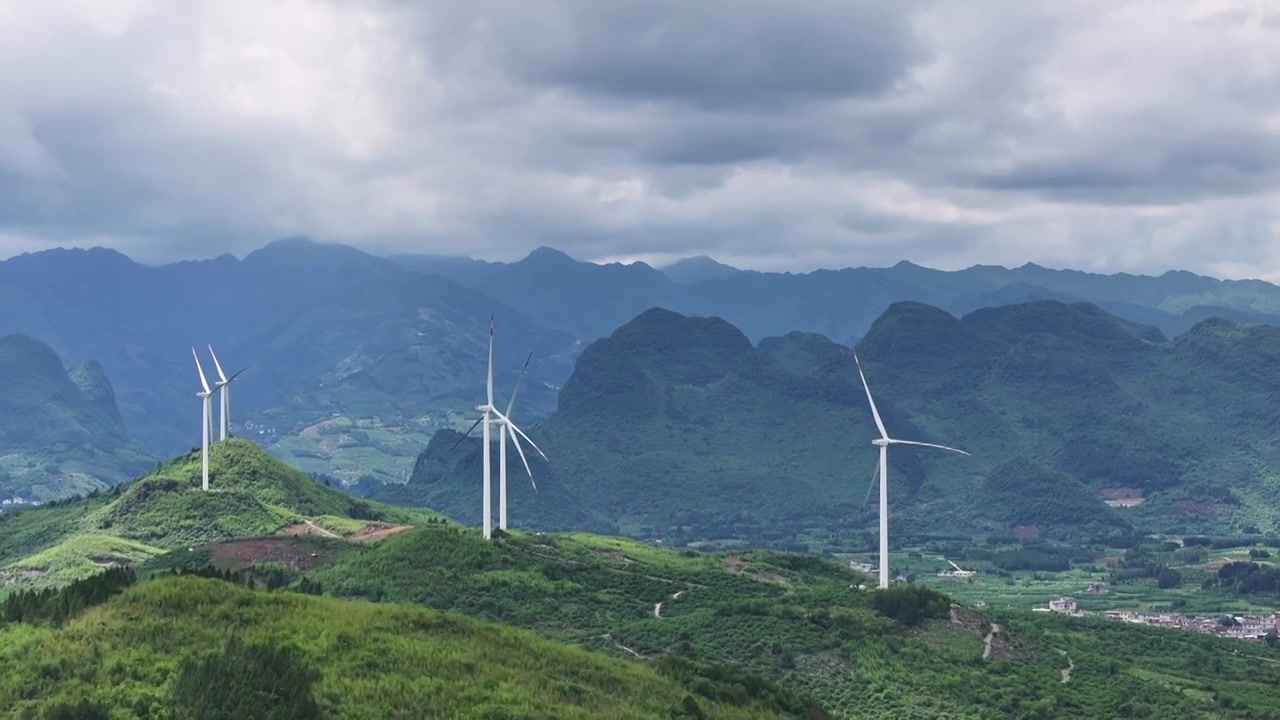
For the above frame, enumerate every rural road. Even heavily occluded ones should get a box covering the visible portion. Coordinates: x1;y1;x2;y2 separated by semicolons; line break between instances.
654;590;687;619
1058;651;1075;683
982;623;1002;660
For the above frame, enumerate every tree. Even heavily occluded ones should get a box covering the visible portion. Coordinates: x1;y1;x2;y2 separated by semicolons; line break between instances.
1156;568;1182;589
170;637;321;720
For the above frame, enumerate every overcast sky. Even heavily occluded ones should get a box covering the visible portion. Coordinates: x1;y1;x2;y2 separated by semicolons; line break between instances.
2;1;1278;278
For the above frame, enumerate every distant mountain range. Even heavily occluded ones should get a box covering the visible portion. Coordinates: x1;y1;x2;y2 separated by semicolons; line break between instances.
9;237;1280;502
389;301;1280;544
0;334;151;502
397;246;1280;342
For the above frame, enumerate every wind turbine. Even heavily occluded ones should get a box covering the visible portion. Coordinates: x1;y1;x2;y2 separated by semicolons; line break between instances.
207;345;247;442
451;318;497;538
192;348;213;491
451;319;548;539
493;352;548;530
853;350;969;589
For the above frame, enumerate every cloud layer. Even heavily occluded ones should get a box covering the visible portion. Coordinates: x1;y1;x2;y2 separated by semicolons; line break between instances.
1;0;1278;277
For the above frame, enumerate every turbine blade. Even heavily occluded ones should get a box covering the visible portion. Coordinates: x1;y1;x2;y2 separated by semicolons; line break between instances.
888;439;971;456
192;348;211;394
487;316;494;408
508;429;537;492
853;350;889;440
227;366;249;383
450;417;483;451
508;420;548;462
861;460;879;509
505;352;532;417
207;344;228;383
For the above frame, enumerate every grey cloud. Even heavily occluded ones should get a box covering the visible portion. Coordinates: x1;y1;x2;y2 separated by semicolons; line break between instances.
0;0;1278;279
480;0;924;108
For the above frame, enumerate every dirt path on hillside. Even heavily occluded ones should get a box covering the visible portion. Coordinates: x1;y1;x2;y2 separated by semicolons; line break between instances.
654;590;687;619
1058;650;1074;683
983;623;1002;660
304;520;340;538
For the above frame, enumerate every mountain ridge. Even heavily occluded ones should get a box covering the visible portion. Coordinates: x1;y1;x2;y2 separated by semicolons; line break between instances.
392;300;1280;544
0;334;151;502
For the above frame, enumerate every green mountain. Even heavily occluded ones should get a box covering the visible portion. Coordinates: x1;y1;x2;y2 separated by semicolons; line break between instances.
0;240;577;495
0;439;436;589
141;526;1280;719
392;301;1280;544
0;334;151;502
0;573;798;720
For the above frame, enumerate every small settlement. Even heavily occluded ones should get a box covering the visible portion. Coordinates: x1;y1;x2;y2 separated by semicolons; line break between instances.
1034;596;1280;641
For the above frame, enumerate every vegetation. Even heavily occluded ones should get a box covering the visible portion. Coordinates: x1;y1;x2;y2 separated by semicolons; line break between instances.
0;334;151;501
0;440;439;589
0;240;574;488
0;574;794;719
148;526;1280;719
14;239;1280;500
387;301;1280;544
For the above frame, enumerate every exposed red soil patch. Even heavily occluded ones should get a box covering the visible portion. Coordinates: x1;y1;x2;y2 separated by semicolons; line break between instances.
210;537;337;572
280;521;338;538
300;419;342;438
349;523;412;543
724;555;747;573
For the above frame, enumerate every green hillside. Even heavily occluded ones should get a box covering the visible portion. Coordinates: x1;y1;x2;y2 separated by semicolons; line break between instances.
150;527;1280;719
0;440;437;589
0;334;152;502
391;302;1280;544
0;573;796;719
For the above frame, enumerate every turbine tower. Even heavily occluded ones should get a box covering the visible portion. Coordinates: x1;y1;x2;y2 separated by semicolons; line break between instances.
452;318;497;538
192;348;214;491
493;353;548;530
207;345;247;442
853;350;970;589
452;319;548;538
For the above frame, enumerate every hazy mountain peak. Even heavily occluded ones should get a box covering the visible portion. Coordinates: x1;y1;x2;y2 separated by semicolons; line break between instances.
0;333;68;382
3;246;137;275
69;358;125;427
661;255;741;284
520;246;577;266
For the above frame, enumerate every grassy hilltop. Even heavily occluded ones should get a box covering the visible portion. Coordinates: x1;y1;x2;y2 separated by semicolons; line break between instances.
0;440;439;589
0;574;799;719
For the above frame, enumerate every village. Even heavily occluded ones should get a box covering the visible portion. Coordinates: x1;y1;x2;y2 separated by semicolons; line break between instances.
1037;596;1280;642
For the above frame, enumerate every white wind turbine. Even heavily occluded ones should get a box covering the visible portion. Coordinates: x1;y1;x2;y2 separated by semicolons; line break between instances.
853;350;970;589
207;345;247;442
493;352;548;530
452;319;548;539
192;348;213;491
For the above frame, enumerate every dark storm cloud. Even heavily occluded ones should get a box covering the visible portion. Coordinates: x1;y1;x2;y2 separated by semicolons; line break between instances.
487;0;923;108
0;0;1278;279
